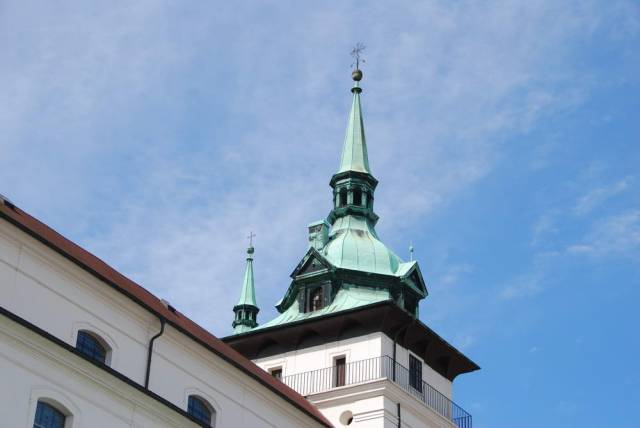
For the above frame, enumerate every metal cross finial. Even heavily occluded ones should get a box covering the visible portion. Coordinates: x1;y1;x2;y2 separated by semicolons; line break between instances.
350;43;366;69
247;231;256;247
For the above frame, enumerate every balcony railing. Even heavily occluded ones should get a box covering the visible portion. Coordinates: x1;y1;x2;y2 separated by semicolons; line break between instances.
281;355;472;428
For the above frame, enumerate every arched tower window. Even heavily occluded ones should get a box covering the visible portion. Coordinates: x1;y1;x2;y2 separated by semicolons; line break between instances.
75;330;109;365
188;395;215;427
309;287;324;312
33;401;66;428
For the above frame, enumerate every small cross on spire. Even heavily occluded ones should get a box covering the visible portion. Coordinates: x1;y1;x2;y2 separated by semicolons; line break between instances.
350;43;366;70
247;231;256;247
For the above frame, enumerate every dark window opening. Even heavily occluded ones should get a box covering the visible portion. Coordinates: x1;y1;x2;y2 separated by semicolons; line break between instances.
34;401;65;428
409;355;423;392
405;295;418;316
188;395;213;427
334;356;346;387
76;330;107;364
339;190;347;207
310;224;323;234
309;287;324;312
270;368;283;380
353;189;362;206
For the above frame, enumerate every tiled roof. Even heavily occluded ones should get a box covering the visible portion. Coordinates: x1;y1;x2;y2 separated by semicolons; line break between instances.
0;200;333;428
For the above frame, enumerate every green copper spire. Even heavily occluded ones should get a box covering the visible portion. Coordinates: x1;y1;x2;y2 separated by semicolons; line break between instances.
236;246;257;306
232;241;259;333
328;68;379;227
337;75;370;174
229;56;428;336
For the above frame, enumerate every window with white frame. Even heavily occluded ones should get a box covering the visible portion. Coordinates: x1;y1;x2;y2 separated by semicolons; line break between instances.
75;330;110;365
269;367;283;380
187;395;216;427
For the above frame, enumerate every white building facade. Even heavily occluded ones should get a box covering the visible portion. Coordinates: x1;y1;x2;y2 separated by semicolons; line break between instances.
0;198;332;428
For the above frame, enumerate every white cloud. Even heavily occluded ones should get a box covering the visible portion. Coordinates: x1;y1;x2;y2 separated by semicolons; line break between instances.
1;1;635;335
568;209;640;259
438;264;473;286
498;272;544;300
574;178;631;215
531;212;558;247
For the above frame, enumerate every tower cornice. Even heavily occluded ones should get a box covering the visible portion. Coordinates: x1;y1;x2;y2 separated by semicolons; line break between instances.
329;170;378;189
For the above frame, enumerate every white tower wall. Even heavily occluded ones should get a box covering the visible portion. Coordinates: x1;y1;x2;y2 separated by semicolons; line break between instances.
252;332;457;428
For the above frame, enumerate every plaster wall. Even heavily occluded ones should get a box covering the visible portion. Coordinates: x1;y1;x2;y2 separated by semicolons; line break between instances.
306;380;457;428
314;394;390;428
252;330;453;400
253;332;384;376
0;220;326;428
380;335;452;399
0;221;156;384
0;315;200;428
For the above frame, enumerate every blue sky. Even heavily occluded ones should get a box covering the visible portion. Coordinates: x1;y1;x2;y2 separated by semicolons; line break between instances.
1;2;639;427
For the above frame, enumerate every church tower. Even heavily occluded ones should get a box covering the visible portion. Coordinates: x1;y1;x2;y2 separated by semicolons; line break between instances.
224;57;478;428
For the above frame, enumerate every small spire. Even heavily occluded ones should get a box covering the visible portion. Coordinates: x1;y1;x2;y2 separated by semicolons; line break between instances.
236;244;257;306
409;243;414;261
232;238;260;333
337;44;370;175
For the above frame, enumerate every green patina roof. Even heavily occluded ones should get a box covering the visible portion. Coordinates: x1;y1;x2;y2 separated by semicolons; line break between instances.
236;247;257;307
229;71;428;335
233;323;254;334
323;214;402;275
337;81;371;175
256;285;391;330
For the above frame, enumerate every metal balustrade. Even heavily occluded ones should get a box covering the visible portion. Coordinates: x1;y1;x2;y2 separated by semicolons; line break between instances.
281;355;472;428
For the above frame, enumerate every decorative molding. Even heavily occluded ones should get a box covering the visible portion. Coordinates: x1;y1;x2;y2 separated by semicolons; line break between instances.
71;321;119;367
0;308;200;427
184;387;220;426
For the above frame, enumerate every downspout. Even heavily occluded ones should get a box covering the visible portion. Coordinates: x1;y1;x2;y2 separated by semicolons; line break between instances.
144;317;166;389
397;402;401;428
392;319;414;381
